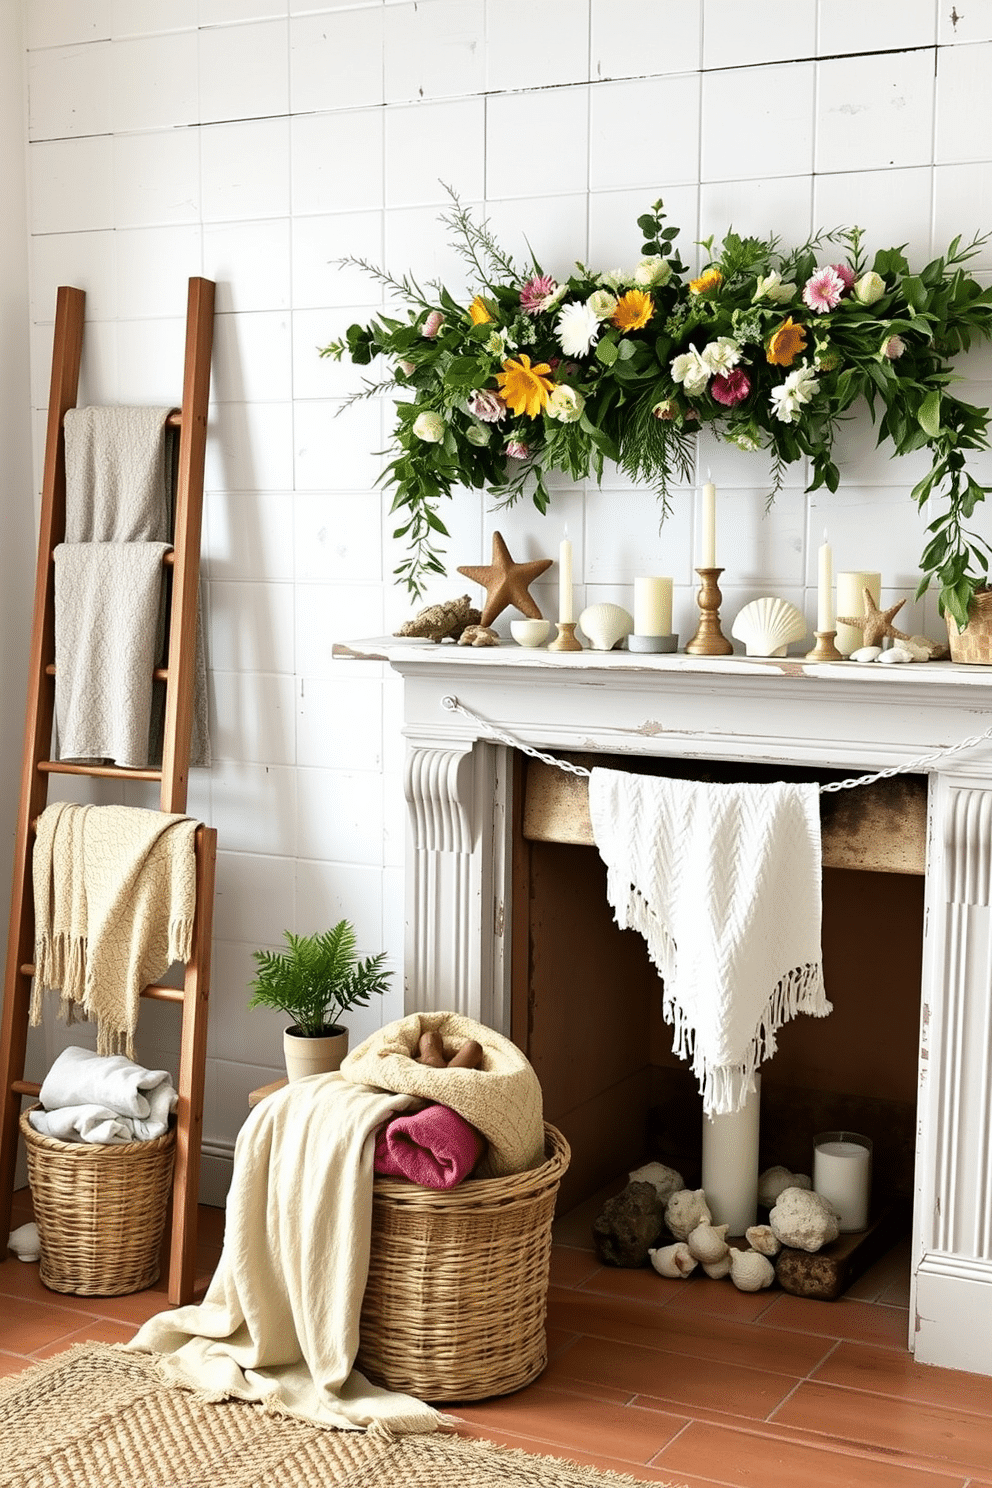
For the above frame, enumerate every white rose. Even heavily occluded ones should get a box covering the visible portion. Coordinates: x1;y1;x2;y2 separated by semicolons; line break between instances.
546;385;585;423
753;271;797;304
586;288;618;321
465;423;491;445
633;256;672;289
854;271;886;305
412;410;446;443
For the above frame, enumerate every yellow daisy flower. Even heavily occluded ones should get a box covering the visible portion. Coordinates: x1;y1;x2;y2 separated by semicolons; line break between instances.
468;295;495;325
766;317;808;367
611;289;654;333
689;268;723;296
495;355;554;418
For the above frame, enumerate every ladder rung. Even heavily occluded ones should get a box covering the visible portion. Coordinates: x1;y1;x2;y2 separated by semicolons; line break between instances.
49;550;175;567
46;663;169;681
11;1081;40;1098
19;961;185;1003
37;761;162;781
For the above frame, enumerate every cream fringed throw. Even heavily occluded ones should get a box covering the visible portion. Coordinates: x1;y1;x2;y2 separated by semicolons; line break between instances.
31;802;198;1057
129;1014;544;1432
588;768;831;1116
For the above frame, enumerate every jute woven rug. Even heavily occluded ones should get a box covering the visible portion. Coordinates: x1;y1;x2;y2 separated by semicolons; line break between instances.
0;1345;683;1488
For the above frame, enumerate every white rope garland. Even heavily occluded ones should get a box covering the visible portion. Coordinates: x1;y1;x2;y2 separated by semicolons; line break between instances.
439;695;992;794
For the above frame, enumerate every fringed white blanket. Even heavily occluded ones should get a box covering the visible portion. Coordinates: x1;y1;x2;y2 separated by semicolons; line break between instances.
31;803;198;1058
588;768;831;1115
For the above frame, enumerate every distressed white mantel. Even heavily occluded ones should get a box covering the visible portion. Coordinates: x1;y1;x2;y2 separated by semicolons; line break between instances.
337;637;992;1376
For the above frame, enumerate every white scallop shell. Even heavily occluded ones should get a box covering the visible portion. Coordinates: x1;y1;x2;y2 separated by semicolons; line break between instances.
578;603;633;651
731;597;807;657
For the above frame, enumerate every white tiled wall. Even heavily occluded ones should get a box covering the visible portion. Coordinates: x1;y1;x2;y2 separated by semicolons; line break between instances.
15;0;992;1199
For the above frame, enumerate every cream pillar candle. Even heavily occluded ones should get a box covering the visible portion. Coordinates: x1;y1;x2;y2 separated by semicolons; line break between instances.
558;535;573;623
701;482;716;567
835;570;881;656
634;577;673;636
813;1131;872;1231
701;1075;760;1236
817;531;833;631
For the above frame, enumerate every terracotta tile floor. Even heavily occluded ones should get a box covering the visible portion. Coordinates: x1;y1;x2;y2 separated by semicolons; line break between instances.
3;1189;991;1487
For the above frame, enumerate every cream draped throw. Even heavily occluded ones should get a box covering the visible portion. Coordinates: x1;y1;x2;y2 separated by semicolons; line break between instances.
31;802;198;1058
129;1013;546;1434
588;768;831;1115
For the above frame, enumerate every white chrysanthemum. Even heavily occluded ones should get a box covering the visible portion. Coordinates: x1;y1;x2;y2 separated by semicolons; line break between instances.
670;348;711;397
633;255;672;289
586;288;618;321
546;385;585;423
701;337;741;377
556;301;601;358
770;362;819;423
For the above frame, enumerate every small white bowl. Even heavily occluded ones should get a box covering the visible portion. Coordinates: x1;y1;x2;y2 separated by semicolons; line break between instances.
510;619;552;648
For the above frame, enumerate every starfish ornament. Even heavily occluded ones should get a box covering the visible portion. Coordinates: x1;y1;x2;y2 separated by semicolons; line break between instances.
457;531;552;628
836;589;909;649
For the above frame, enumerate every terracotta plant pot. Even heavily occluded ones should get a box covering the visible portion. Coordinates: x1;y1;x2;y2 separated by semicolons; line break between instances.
283;1025;349;1082
946;590;992;664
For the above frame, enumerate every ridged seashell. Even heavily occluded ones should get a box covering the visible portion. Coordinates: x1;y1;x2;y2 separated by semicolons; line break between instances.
648;1242;697;1279
687;1221;730;1264
731;597;807;658
578;603;634;652
702;1254;732;1279
729;1249;776;1292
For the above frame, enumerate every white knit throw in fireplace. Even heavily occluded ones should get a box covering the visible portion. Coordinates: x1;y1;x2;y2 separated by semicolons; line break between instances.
588;768;832;1116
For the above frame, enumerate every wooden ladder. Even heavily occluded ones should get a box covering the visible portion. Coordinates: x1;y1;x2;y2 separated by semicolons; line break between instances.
0;279;217;1306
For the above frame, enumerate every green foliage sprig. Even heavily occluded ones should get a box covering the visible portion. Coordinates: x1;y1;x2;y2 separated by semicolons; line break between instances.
323;189;992;626
248;921;390;1039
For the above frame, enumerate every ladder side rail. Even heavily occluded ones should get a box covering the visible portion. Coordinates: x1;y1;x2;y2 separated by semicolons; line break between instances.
0;287;85;1246
167;824;217;1304
160;277;215;815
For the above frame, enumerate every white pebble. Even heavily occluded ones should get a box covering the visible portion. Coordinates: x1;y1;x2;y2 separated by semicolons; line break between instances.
849;646;882;663
878;647;911;664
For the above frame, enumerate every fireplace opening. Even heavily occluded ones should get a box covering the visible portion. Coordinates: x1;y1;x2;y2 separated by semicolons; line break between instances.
511;752;925;1265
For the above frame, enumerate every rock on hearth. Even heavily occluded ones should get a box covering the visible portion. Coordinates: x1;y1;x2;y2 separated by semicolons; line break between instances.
769;1187;840;1252
592;1181;667;1267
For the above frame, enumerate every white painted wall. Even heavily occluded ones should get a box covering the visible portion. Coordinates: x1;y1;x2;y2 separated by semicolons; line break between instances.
11;0;992;1200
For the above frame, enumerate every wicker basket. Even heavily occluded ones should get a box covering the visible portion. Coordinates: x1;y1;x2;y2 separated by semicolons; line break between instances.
357;1122;569;1404
946;589;992;663
19;1106;175;1296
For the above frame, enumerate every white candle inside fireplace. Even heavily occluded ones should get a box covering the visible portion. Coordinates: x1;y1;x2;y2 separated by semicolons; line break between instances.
701;1075;760;1236
817;530;833;631
701;482;717;568
813;1132;872;1231
634;577;673;637
559;535;573;623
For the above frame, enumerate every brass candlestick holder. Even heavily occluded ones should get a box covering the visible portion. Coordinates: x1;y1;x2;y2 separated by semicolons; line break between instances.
805;629;843;661
548;620;583;652
686;567;733;656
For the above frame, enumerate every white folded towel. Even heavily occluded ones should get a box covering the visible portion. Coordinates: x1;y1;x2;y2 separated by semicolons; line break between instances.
38;1045;177;1135
29;1104;135;1144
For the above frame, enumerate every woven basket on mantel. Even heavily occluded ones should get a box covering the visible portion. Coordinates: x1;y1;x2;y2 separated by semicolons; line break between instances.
20;1106;175;1296
357;1121;569;1404
946;589;992;664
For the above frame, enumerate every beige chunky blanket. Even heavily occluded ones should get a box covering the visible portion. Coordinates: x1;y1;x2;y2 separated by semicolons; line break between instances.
31;802;198;1057
129;1014;545;1432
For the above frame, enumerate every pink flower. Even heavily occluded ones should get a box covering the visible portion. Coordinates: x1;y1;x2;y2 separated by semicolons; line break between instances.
830;263;856;291
519;274;559;314
468;389;508;422
881;334;906;360
802;266;845;314
423;310;445;337
505;439;530;459
710;368;752;406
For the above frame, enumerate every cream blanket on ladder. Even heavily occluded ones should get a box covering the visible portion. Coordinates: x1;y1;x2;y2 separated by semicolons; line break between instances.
588;769;831;1115
31;802;198;1058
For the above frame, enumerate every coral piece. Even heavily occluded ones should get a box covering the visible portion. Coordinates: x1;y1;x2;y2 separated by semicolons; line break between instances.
395;594;481;643
769;1186;840;1252
628;1161;685;1205
757;1165;811;1208
592;1181;667;1267
731;596;807;657
701;1254;732;1279
648;1242;697;1278
457;531;552;628
745;1224;781;1257
457;624;500;647
687;1222;730;1265
665;1188;712;1241
729;1248;776;1292
835;590;909;648
578;603;634;651
909;633;949;661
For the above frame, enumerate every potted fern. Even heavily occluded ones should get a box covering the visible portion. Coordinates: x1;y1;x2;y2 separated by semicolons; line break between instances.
249;921;391;1081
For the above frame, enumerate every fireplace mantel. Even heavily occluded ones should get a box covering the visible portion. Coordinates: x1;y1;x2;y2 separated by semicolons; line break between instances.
337;638;992;1376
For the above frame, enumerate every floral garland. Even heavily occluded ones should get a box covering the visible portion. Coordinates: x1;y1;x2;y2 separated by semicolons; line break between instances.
323;192;992;625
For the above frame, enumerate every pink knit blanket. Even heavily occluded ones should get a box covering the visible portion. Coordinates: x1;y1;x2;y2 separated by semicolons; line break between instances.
374;1103;485;1189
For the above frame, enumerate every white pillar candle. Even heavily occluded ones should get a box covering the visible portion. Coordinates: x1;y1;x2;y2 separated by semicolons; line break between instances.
634;576;673;637
701;482;716;568
835;570;881;657
701;1075;760;1236
558;535;573;623
817;531;833;631
813;1131;872;1232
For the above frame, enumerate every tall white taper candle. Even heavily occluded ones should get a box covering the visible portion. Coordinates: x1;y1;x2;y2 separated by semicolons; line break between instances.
817;530;833;631
559;535;573;623
701;482;717;568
